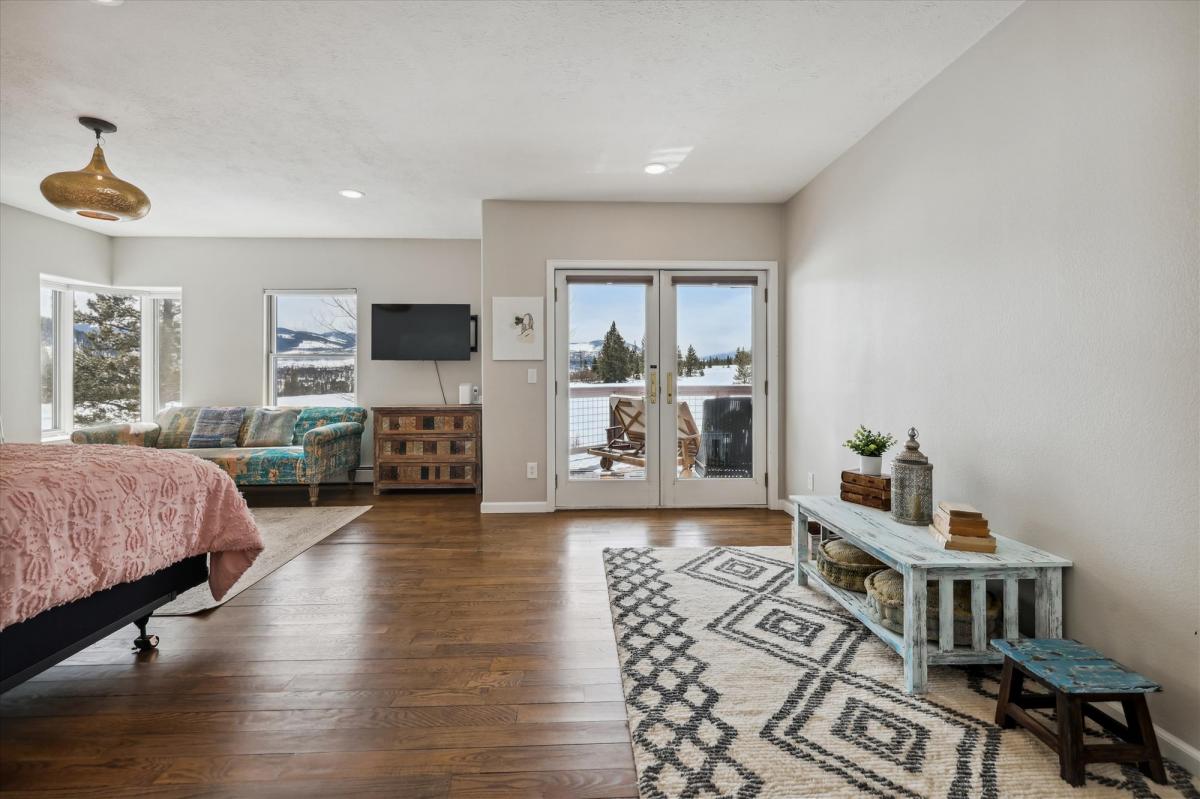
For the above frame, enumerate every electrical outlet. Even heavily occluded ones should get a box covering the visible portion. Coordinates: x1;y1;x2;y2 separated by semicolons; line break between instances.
527;368;537;384
808;472;815;490
526;462;538;479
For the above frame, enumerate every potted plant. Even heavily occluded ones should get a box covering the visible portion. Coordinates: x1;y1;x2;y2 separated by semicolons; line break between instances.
843;426;896;477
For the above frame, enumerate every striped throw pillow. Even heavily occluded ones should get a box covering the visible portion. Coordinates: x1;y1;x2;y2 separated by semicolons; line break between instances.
187;407;246;449
244;408;300;447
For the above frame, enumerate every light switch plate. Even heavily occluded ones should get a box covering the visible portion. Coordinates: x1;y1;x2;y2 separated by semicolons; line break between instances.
808;472;815;490
527;368;537;384
526;462;538;479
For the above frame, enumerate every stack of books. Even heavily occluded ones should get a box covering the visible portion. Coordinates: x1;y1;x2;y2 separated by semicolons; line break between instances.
840;470;891;511
929;501;997;553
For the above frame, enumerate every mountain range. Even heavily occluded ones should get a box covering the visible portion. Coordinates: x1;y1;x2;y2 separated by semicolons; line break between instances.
276;327;356;353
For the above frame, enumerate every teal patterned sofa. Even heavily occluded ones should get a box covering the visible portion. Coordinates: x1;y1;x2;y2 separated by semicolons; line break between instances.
71;406;366;505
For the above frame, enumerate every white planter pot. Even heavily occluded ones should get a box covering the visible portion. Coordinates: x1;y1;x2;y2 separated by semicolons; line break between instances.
859;455;883;476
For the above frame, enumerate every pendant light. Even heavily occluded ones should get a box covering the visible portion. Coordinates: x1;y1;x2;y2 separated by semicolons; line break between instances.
39;117;150;221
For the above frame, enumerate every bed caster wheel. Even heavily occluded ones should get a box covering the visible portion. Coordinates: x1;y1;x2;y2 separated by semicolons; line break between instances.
132;614;158;652
600;457;613;470
132;634;159;652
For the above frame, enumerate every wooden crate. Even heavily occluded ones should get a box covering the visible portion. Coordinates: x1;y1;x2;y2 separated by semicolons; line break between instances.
373;405;482;494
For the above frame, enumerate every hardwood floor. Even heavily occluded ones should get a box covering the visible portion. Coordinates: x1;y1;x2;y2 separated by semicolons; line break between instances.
0;487;791;797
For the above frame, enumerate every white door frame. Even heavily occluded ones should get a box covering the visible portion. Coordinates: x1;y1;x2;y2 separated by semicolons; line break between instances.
545;259;781;511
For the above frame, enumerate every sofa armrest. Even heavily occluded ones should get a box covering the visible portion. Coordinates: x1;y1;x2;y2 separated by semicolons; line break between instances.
70;422;160;447
302;421;364;479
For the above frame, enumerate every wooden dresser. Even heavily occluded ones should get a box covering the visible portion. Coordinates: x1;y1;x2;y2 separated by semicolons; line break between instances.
372;405;482;494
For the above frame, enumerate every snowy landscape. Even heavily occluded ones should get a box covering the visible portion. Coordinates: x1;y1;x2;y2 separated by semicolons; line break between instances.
564;282;755;478
272;294;358;406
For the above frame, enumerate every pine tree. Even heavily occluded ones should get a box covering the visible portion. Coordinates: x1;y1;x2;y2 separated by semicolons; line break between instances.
684;345;700;377
595;322;630;383
74;294;142;425
676;346;684;375
625;338;642;379
734;347;752;384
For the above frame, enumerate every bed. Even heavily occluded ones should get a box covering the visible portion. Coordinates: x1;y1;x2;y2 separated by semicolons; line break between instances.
0;443;263;691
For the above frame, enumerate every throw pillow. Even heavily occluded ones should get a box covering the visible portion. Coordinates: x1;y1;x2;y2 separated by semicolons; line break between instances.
187;407;246;449
243;408;300;447
155;406;202;448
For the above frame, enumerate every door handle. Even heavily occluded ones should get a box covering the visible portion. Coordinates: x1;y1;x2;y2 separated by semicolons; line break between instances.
648;372;657;405
666;372;674;405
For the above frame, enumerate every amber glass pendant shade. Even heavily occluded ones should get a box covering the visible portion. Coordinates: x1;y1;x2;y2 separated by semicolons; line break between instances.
39;118;150;221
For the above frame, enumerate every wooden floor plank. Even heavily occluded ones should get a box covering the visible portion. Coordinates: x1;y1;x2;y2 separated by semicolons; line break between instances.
448;768;638;798
0;489;790;795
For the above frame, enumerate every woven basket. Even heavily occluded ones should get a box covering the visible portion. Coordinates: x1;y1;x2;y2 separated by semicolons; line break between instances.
816;539;885;593
864;569;1000;644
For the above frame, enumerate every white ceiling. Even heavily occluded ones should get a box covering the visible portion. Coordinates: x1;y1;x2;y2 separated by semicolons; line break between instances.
0;0;1020;239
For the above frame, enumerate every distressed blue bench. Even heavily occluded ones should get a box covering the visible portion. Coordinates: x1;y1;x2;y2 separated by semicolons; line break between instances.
992;638;1166;787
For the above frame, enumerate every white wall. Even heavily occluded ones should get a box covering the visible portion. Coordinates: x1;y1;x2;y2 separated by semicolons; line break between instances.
784;0;1198;751
480;200;784;506
113;236;481;470
0;203;112;442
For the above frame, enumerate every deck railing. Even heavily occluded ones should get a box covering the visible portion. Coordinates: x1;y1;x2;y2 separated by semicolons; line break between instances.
567;383;749;454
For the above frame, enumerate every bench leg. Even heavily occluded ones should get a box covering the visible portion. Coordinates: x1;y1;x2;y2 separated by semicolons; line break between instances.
793;512;809;586
1056;692;1086;786
308;483;320;507
1122;696;1167;784
1035;568;1063;638
903;566;928;694
994;658;1024;729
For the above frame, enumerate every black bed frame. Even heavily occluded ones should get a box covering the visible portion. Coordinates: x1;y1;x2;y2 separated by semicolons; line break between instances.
0;555;208;693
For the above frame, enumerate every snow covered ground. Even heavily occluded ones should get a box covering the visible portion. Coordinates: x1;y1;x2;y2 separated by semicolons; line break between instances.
679;364;743;386
276;393;357;407
567;364;745;391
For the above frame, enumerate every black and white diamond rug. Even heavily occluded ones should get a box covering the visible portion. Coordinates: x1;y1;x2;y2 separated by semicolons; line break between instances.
603;546;1200;799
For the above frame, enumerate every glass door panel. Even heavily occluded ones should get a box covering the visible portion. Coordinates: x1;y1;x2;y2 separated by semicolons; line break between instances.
660;273;766;506
554;272;659;508
674;283;754;479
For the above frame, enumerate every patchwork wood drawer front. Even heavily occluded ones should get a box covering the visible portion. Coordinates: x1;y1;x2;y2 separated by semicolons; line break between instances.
372;405;482;494
377;412;478;434
377;462;477;485
377;437;477;461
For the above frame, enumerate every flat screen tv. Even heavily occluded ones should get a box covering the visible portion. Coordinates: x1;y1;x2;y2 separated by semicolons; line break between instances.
371;303;472;361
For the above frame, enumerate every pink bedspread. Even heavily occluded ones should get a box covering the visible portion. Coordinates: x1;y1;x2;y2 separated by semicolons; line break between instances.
0;443;262;630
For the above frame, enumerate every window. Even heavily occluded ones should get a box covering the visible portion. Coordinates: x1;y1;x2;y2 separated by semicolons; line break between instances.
39;280;182;438
155;298;183;411
39;286;60;434
72;290;142;426
266;290;357;406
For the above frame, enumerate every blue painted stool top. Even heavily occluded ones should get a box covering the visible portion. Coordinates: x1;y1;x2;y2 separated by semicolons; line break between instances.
991;638;1160;694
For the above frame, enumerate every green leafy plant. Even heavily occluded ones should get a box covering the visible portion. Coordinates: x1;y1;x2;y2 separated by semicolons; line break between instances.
843;426;896;457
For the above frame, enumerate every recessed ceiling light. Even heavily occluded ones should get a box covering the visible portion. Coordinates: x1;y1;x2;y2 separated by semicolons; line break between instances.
90;0;125;6
643;163;668;175
338;189;365;199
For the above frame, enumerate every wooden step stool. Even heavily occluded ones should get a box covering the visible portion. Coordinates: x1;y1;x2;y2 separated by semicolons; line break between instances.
992;638;1166;787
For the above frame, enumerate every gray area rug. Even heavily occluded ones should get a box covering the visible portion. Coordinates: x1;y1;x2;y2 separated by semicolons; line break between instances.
156;505;369;615
603;545;1199;799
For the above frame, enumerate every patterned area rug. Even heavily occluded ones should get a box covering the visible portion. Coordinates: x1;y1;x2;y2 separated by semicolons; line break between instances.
603;546;1199;799
155;505;369;614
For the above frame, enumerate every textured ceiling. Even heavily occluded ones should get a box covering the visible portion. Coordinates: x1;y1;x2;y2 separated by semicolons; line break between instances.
0;0;1020;238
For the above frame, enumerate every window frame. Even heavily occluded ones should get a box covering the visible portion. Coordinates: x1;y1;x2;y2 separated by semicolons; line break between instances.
147;294;184;419
39;285;68;438
264;289;358;407
39;278;182;440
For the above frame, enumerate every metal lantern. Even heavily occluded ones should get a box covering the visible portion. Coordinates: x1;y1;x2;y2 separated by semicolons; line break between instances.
40;117;150;222
891;427;933;525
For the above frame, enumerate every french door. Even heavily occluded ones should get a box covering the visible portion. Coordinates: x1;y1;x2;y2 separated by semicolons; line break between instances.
553;268;767;508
